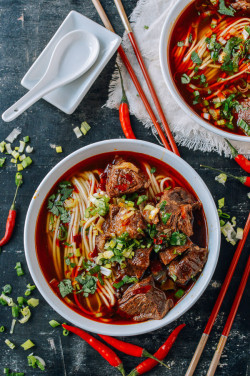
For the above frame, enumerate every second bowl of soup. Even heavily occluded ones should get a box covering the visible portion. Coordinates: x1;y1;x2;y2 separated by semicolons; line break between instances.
160;0;250;142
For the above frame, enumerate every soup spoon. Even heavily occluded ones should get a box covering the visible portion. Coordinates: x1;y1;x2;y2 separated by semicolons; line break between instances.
2;29;100;122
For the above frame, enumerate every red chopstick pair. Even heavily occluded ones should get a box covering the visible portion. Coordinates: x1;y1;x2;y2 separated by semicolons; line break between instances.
185;213;250;376
91;0;179;156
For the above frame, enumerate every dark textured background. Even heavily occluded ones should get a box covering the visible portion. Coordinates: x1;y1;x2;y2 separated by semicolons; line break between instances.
0;1;249;375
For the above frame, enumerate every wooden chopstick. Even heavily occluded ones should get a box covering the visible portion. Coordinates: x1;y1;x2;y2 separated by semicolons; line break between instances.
113;0;180;156
185;212;250;376
206;255;250;376
91;0;173;152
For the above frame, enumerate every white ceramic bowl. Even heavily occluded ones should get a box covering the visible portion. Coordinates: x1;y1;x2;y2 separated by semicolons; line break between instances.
159;0;250;143
24;139;220;336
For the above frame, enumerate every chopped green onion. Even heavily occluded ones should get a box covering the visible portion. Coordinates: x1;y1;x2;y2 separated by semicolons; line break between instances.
236;227;243;240
15;262;24;276
181;73;190;84
238;118;250;136
56;146;62;153
218;198;225;209
0;294;14;306
150;167;156;174
10;318;17;334
170;274;177;282
5;339;16;349
0;157;6;167
27;298;39;307
12;305;20;318
80;121;91;135
23;136;30;143
5;143;13;154
21;156;32;169
137;195;148;205
17;296;27;306
144;25;149;30
17;164;23;171
26;145;33;153
62;324;69;336
215;173;227;185
21;339;35;350
3;284;12;294
0;141;6;153
27;354;45;370
174;289;185;299
24;283;36;296
49;319;60;328
247;193;250;199
18;140;26;153
0;325;5;332
19;306;31;324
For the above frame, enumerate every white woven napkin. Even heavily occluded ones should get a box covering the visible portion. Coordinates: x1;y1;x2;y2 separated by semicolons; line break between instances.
106;0;250;157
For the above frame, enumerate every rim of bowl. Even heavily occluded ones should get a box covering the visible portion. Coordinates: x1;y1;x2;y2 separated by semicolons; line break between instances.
159;0;250;143
24;139;221;336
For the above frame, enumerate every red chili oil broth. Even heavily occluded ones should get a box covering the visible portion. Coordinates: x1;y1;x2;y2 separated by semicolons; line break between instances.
36;151;208;324
168;0;249;136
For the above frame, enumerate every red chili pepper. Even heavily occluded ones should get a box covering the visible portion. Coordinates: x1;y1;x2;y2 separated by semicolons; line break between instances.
98;335;168;367
116;64;136;139
62;324;126;375
181;205;186;219
201;165;250;187
225;139;250;173
0;177;22;247
127;324;186;376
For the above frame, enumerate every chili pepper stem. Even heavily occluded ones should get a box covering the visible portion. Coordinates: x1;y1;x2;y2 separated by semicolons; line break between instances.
11;183;21;210
117;364;126;376
200;165;246;184
225;139;238;158
127;369;139;376
142;350;170;368
116;63;129;104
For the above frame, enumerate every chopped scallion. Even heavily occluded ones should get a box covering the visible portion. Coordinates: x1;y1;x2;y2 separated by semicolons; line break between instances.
49;319;60;328
5;339;16;349
15;262;24;276
21;339;35;350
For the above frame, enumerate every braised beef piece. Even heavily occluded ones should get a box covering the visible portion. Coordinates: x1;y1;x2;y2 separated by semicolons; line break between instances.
159;239;193;265
118;276;173;321
231;0;250;10
157;187;201;237
238;98;250;126
124;247;153;279
96;205;146;251
168;244;208;285
105;157;150;197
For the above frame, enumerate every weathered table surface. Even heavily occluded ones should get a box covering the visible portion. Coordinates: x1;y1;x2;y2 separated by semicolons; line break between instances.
0;1;249;375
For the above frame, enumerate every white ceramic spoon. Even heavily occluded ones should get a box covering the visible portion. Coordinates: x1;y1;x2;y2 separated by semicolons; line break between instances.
2;29;100;122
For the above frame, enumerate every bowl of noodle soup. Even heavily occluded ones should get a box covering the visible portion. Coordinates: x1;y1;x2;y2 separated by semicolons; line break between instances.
160;0;250;142
24;139;220;336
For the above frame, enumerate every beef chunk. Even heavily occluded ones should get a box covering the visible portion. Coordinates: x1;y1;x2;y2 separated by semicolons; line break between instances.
96;205;146;251
159;239;193;265
232;0;250;10
238;98;250;126
109;206;146;238
118;276;173;321
168;244;208;285
157;187;201;237
125;247;152;279
106;157;150;197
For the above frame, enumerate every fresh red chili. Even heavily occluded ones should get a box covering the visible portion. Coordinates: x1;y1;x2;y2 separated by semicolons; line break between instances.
201;165;250;187
98;335;167;367
117;64;136;139
127;324;186;376
225;139;250;174
62;324;125;375
0;178;22;247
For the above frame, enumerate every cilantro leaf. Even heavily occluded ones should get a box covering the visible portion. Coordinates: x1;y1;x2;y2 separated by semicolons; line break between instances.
75;274;97;297
191;51;202;65
218;0;235;16
58;279;73;298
